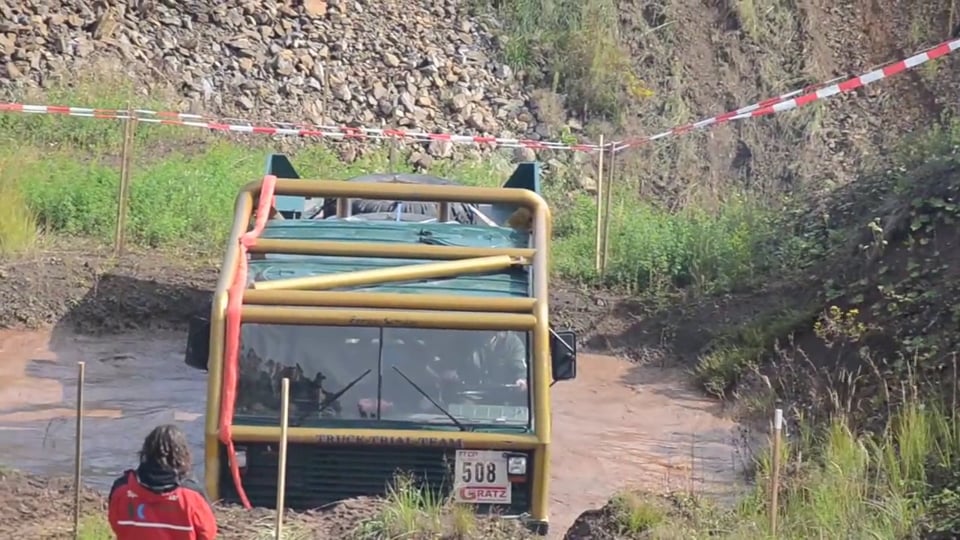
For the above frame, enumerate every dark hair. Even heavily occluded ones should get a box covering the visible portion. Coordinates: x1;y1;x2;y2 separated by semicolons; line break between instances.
139;424;192;477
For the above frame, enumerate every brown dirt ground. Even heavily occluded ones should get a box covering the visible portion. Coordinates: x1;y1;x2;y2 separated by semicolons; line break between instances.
0;239;219;334
0;468;531;539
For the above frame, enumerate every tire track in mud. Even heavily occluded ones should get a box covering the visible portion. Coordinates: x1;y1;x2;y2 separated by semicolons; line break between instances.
0;330;750;538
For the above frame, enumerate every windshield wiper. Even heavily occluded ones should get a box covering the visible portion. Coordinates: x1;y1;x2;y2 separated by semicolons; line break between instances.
292;369;372;427
391;366;469;431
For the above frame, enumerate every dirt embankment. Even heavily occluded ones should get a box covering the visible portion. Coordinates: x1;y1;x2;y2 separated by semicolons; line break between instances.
0;242;216;333
0;241;633;342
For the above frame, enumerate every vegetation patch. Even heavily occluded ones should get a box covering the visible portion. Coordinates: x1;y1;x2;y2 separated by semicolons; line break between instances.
353;473;530;539
475;0;652;125
566;388;960;539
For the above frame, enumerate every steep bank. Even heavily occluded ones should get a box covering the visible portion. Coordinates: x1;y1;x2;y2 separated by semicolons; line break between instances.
5;0;959;183
554;128;960;539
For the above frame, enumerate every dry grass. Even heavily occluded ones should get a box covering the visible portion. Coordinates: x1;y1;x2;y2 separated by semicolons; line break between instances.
609;492;669;535
735;0;799;44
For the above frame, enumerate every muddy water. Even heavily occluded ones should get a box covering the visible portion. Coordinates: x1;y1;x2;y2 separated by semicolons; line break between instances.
547;354;750;538
0;331;749;535
0;329;207;490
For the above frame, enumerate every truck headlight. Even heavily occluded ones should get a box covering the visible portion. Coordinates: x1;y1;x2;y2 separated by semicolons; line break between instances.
507;456;527;475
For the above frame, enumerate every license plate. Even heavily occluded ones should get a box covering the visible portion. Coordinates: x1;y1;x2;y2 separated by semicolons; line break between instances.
452;450;511;505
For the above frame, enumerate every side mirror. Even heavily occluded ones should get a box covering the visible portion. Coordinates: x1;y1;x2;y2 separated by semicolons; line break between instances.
185;315;211;371
549;329;577;382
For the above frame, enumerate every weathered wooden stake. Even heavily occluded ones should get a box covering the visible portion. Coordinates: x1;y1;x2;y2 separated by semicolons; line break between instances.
72;361;86;540
274;377;291;540
389;135;401;172
600;144;617;274
114;108;137;256
594;134;605;273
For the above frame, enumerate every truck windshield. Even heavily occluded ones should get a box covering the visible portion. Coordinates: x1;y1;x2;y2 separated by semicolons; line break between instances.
234;323;531;429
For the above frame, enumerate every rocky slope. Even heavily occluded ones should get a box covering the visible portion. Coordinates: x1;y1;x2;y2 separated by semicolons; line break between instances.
0;0;550;141
612;0;960;205
2;0;959;196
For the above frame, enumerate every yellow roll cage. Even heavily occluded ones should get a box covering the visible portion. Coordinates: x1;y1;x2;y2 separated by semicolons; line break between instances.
202;177;555;523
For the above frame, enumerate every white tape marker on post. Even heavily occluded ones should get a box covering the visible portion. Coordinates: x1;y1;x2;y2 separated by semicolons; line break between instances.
770;407;783;535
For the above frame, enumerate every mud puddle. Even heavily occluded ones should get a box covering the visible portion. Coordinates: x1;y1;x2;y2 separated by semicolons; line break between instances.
0;329;207;490
547;354;751;538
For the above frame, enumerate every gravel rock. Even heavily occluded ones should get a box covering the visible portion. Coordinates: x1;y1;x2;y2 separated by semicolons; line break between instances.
0;0;548;139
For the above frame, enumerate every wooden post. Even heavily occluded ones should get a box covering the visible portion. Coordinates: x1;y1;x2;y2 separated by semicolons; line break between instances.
274;377;291;540
600;144;617;274
593;135;605;273
770;408;783;536
389;136;399;172
72;361;86;540
114;108;137;256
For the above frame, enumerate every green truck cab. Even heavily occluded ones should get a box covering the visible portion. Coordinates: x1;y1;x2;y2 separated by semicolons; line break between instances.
184;155;577;534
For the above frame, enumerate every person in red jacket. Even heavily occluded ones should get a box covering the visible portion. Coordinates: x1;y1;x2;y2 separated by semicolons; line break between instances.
107;424;218;540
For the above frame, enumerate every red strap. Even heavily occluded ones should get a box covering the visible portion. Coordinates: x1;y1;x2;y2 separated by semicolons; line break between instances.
218;175;278;509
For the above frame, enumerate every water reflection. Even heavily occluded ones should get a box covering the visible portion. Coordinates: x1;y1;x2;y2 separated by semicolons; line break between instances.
0;329;207;490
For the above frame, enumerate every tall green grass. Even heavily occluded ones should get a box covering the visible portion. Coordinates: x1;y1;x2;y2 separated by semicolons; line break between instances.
0;151;39;256
750;402;959;538
551;189;780;293
6;143;259;250
0;140;782;292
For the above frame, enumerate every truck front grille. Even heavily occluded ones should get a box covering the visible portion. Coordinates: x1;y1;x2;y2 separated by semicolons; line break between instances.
218;442;532;516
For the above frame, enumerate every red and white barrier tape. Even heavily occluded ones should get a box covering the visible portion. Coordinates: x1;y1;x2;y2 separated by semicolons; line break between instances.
612;37;960;153
2;36;958;156
0;102;604;153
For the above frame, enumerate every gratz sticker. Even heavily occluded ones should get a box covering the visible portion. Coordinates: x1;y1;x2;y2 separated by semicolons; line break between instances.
453;450;511;505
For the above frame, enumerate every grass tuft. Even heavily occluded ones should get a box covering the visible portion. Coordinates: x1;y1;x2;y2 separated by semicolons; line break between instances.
352;473;447;539
350;472;527;539
609;492;667;535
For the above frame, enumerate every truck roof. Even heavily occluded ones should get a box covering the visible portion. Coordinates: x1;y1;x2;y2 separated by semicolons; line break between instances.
248;219;532;298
